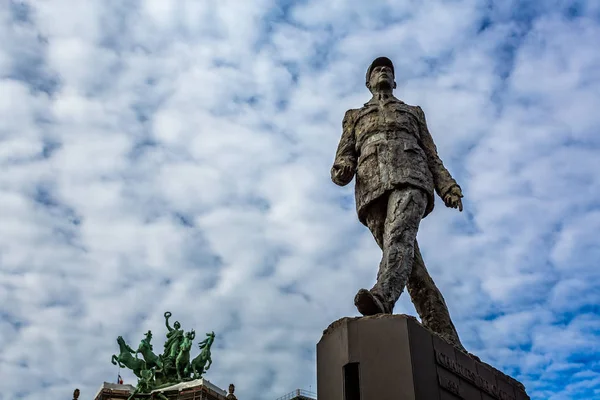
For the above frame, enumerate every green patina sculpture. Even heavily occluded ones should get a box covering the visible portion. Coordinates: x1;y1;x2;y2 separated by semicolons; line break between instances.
176;330;195;380
111;312;217;399
163;312;184;360
112;336;146;378
190;331;215;379
136;330;163;371
127;368;155;400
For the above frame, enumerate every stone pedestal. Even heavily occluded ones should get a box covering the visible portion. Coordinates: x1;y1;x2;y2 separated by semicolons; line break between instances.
317;314;529;400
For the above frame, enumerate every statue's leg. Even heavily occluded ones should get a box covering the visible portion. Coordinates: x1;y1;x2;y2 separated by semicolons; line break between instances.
355;196;388;315
407;241;466;351
372;188;426;312
364;195;386;249
356;188;426;315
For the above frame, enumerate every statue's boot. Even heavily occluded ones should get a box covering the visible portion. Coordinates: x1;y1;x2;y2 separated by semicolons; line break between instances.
354;288;391;315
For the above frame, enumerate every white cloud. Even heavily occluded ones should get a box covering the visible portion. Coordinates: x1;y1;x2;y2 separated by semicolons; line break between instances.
1;1;600;399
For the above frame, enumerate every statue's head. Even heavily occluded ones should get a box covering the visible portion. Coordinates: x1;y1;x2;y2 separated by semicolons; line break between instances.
73;388;80;399
174;321;181;329
366;56;396;93
146;330;152;339
229;384;235;393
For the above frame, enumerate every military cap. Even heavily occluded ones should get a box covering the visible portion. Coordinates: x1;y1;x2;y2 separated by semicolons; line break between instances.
366;56;395;85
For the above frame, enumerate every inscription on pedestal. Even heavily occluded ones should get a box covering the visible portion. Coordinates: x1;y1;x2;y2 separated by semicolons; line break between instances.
435;351;516;400
438;375;462;397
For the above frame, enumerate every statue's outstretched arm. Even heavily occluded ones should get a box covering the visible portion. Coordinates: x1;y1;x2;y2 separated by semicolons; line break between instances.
164;313;173;332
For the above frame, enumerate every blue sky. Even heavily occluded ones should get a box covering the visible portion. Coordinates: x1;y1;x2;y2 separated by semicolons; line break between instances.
1;1;600;399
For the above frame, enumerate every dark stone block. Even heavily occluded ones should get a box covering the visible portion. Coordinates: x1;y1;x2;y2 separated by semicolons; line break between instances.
317;314;530;400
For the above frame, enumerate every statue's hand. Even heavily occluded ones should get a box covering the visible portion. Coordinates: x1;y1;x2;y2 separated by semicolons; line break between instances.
443;185;463;212
331;164;355;186
164;311;172;319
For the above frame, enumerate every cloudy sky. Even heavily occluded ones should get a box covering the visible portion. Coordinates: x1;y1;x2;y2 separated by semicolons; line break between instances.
1;0;600;399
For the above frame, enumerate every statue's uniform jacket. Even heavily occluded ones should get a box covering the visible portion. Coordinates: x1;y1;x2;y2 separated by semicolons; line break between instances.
332;97;459;224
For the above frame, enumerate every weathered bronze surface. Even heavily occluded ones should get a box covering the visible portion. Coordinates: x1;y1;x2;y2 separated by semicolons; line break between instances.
331;56;464;349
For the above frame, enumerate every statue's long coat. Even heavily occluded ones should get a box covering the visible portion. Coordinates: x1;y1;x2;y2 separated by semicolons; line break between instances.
331;97;458;224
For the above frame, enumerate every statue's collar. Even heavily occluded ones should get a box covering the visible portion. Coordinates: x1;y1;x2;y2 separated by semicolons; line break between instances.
363;95;404;107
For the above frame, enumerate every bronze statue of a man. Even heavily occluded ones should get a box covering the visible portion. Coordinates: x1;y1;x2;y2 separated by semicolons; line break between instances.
331;56;465;349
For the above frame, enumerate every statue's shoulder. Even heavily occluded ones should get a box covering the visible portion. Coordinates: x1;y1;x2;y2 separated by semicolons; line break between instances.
343;108;361;119
413;103;427;114
342;108;361;127
400;101;423;112
400;102;427;122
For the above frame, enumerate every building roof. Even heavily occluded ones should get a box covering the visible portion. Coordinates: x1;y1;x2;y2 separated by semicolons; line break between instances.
93;379;228;400
275;389;316;400
93;382;136;399
151;378;227;397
